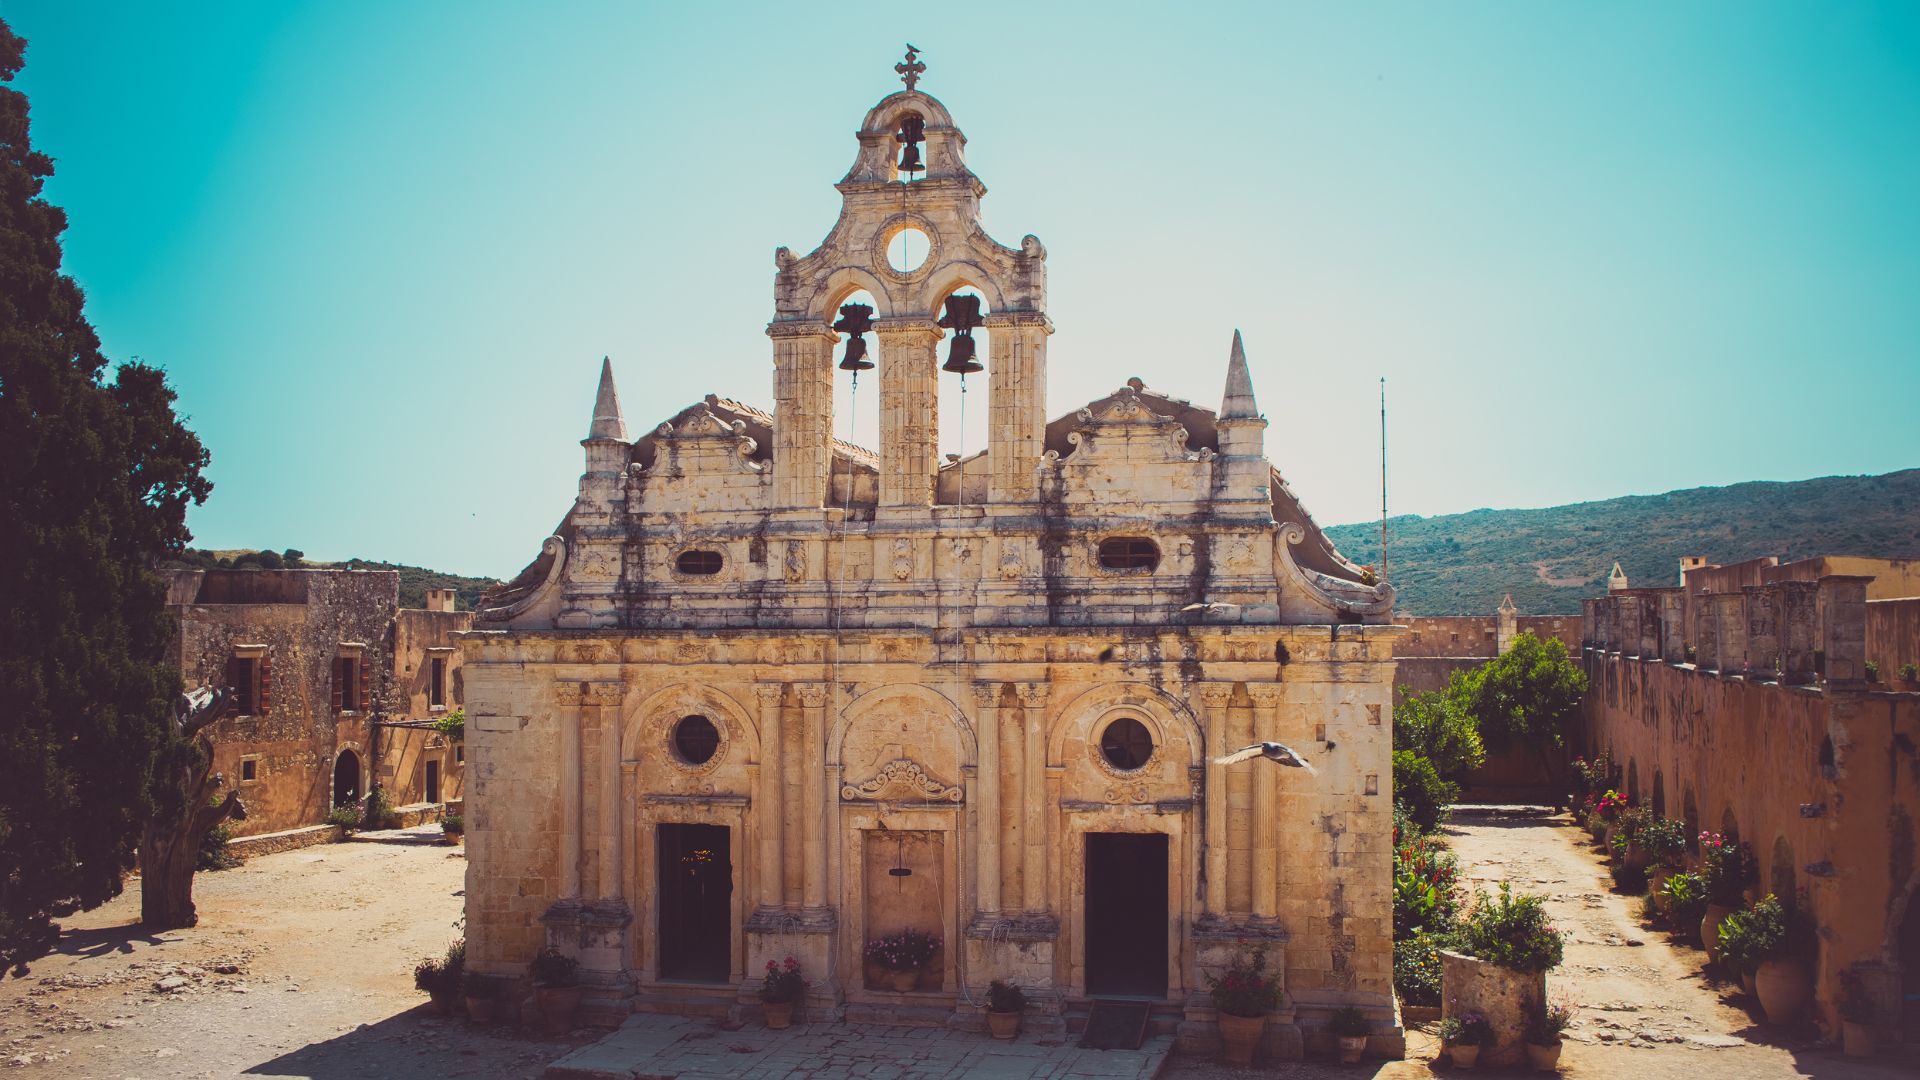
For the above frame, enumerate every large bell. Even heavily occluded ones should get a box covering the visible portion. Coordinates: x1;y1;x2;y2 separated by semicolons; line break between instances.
833;302;875;371
896;115;926;175
941;332;980;374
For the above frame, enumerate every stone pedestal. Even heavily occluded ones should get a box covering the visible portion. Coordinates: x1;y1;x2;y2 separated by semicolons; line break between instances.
742;905;842;1021
543;898;634;1025
1440;950;1544;1068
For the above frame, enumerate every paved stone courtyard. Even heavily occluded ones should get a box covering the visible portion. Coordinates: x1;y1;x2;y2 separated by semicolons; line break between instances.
545;1015;1171;1080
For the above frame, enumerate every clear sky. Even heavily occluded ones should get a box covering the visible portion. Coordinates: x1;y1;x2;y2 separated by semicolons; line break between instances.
6;1;1917;579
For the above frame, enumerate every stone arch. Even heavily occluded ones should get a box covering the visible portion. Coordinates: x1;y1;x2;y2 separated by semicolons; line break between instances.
1720;806;1741;843
1683;786;1700;855
1651;768;1666;818
831;683;975;769
332;746;364;808
860;90;958;135
922;260;1007;317
813;266;896;323
1047;682;1203;769
624;682;761;766
1627;759;1640;805
1770;834;1796;899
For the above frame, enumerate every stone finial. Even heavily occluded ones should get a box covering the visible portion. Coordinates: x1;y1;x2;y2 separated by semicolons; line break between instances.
588;356;627;442
1498;593;1517;616
1220;330;1259;420
1607;562;1629;592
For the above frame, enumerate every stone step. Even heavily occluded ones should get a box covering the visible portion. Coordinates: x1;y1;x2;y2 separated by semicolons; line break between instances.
630;987;735;1020
841;1001;956;1028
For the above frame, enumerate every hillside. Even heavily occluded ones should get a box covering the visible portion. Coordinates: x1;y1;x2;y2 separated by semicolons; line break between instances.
1325;469;1920;616
169;548;500;611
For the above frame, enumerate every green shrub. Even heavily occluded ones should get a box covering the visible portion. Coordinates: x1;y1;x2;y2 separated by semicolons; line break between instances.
986;979;1026;1013
1393;687;1485;779
441;814;464;836
325;805;360;829
1714;906;1763;976
197;818;240;872
531;946;579;988
1865;659;1880;681
434;706;465;742
1392;931;1447;1006
364;788;400;830
1661;872;1708;940
1901;662;1919;683
1638;817;1688;867
1457;883;1564;973
1700;834;1757;906
1392;750;1458;832
1393;832;1459;936
1329;1005;1371;1037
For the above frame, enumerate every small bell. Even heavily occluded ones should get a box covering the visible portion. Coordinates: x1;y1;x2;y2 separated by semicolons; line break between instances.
938;293;984;375
834;302;875;372
896;115;926;176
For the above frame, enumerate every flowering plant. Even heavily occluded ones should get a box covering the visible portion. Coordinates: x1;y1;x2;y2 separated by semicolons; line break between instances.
1699;832;1758;906
1457;882;1565;974
1594;791;1628;821
1204;939;1282;1018
760;955;806;1003
864;929;939;972
1437;1012;1493;1048
1524;998;1574;1046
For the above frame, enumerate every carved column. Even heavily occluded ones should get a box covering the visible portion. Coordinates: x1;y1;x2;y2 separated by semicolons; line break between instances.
753;684;786;909
1016;682;1050;913
971;682;1003;915
767;322;838;510
555;683;585;897
981;311;1052;503
1246;684;1284;920
873;318;942;510
1197;683;1234;917
593;683;624;900
796;682;830;909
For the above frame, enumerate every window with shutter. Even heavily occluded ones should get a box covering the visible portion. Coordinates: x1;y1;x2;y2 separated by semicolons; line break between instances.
356;656;368;713
257;653;272;715
430;657;446;709
331;658;344;713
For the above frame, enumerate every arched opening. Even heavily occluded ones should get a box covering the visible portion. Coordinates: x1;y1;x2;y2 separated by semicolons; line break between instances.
1770;835;1796;898
828;288;882;467
1683;788;1700;856
1627;760;1640;805
891;111;926;184
1720;807;1741;844
1652;769;1666;818
333;750;362;808
933;285;990;488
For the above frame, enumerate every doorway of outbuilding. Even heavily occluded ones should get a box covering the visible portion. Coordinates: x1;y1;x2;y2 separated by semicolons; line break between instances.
332;750;361;807
1084;832;1168;997
425;759;440;805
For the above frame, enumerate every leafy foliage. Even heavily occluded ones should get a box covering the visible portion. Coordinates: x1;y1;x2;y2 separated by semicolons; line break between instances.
986;979;1026;1013
1458;633;1587;758
1325;469;1920;615
1393;683;1485;780
434;707;465;742
1203;939;1282;1017
196;820;240;872
1329;1006;1371;1037
1436;1013;1493;1048
1392;751;1458;832
413;939;465;997
530;947;579;988
761;955;806;1003
1660;872;1709;940
0;20;213;973
1638;817;1689;867
325;806;361;829
1393;830;1460;937
1699;833;1758;906
1457;883;1565;974
1524;999;1573;1045
1393;931;1448;1006
864;929;939;971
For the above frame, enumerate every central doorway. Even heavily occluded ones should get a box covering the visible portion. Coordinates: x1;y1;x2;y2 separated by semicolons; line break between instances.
1084;832;1168;997
656;823;731;982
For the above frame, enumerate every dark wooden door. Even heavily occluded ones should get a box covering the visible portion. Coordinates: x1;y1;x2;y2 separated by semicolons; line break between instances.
657;823;732;982
1084;832;1168;997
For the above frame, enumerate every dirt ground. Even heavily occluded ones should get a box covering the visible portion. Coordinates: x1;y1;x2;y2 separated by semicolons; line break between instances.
0;827;583;1080
5;812;1912;1079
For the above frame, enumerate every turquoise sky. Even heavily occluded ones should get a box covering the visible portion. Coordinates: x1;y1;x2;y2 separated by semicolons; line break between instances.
7;2;1917;579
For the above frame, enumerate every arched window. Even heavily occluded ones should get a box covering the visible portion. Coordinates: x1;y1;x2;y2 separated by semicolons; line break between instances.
676;550;723;576
1099;716;1154;771
672;715;721;765
1098;537;1160;572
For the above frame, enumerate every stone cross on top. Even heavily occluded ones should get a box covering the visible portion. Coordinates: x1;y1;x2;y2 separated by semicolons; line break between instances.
895;44;925;91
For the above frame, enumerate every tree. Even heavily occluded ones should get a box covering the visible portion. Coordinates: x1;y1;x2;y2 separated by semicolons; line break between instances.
1393;680;1486;780
1460;632;1588;801
140;688;243;928
0;20;212;972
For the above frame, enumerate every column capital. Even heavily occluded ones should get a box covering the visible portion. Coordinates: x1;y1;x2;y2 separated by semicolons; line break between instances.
752;683;786;708
555;680;623;708
1014;682;1050;707
1196;683;1234;708
795;682;830;709
981;311;1053;332
872;317;943;338
970;682;1004;707
1245;683;1284;708
765;319;839;342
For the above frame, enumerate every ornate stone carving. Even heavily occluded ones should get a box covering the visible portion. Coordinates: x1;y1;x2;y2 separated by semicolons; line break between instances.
1015;682;1049;708
840;758;963;804
1275;521;1395;617
998;541;1024;580
1196;683;1234;709
752;683;785;709
970;682;1003;707
1246;684;1284;709
795;683;829;710
783;540;807;583
890;538;914;580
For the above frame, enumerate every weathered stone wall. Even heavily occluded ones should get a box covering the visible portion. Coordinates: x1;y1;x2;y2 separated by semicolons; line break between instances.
381;607;472;806
1866;597;1920;687
1580;583;1920;1037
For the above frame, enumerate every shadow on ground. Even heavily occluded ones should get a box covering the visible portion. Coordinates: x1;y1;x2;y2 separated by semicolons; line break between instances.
244;1005;579;1080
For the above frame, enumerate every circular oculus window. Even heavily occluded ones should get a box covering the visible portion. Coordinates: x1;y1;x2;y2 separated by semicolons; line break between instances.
1099;716;1154;771
672;715;721;765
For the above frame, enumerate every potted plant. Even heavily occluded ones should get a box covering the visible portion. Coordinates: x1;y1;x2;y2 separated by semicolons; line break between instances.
461;971;499;1024
1328;1005;1370;1064
325;805;360;831
985;980;1026;1040
441;813;464;844
1610;806;1651;871
413;938;465;1015
1638;818;1688;905
864;929;938;992
1660;872;1708;945
1523;999;1572;1073
1838;969;1877;1058
1204;939;1282;1064
530;947;582;1035
1436;1013;1492;1069
1744;894;1814;1025
1698;833;1755;961
1712;904;1761;992
759;955;805;1029
1593;791;1626;848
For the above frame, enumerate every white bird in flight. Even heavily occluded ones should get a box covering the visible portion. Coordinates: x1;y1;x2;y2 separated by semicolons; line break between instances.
1213;741;1316;774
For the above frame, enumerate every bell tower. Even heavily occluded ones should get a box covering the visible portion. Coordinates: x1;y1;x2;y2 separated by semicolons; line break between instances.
768;50;1051;513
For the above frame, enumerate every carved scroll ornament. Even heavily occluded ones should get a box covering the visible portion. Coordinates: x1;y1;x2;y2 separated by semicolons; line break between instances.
840;758;963;804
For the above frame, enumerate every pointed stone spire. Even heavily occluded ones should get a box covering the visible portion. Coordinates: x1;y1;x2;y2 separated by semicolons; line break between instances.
587;356;627;442
1220;329;1259;420
1607;562;1629;592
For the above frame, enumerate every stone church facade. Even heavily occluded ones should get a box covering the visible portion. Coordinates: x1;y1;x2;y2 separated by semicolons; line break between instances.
462;73;1402;1055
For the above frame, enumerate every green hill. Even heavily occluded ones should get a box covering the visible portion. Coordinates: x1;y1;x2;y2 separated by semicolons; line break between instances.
1325;469;1920;616
169;548;499;611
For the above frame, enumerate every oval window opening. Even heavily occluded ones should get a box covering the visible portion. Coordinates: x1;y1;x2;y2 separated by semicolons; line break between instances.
673;715;720;765
1098;537;1160;571
677;550;723;575
1100;716;1154;771
887;227;930;274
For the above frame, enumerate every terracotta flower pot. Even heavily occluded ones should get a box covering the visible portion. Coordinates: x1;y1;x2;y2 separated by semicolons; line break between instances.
1739;970;1755;996
463;994;495;1024
763;1001;794;1029
1841;1019;1875;1058
1215;1011;1265;1065
1525;1041;1562;1072
536;985;583;1035
1337;1034;1366;1064
429;990;459;1016
1603;825;1618;852
1622;841;1649;872
1700;904;1734;962
1754;959;1811;1025
1448;1043;1481;1069
890;968;920;993
987;1009;1021;1040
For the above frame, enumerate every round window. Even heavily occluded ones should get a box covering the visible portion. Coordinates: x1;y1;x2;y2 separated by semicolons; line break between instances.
1099;716;1154;771
672;715;720;765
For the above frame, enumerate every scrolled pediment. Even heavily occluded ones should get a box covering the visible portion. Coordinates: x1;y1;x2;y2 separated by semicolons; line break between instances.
840;758;963;804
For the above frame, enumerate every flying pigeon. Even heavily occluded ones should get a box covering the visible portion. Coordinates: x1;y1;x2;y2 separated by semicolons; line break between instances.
1213;741;1316;774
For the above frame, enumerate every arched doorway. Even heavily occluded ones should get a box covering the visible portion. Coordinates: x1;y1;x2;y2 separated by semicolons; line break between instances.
333;750;362;808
